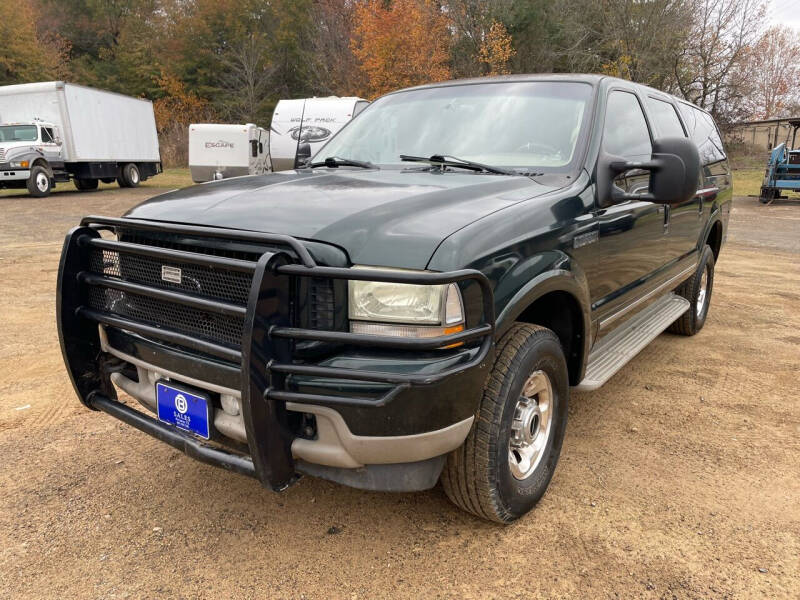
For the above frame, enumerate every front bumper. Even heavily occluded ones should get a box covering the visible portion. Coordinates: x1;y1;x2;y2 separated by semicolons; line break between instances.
98;325;479;470
0;167;31;182
57;216;495;491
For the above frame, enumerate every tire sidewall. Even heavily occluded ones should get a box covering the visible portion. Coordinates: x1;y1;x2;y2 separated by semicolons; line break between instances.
125;164;140;187
27;166;52;197
688;246;715;332
495;334;569;517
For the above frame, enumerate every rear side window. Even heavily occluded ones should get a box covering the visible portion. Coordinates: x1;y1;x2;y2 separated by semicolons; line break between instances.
678;103;726;164
646;98;685;138
603;91;652;161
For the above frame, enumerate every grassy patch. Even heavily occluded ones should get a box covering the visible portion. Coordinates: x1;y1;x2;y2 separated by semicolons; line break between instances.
731;168;763;197
731;167;800;199
141;168;193;189
1;167;194;197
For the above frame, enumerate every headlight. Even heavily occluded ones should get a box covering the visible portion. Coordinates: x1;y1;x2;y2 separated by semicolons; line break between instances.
348;266;465;339
10;160;29;168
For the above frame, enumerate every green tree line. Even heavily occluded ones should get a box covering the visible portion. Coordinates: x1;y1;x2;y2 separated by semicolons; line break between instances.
3;0;796;165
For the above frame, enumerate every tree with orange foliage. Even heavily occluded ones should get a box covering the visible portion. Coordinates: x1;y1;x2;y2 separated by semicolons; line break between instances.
478;21;515;76
153;74;211;134
351;0;452;99
153;73;213;166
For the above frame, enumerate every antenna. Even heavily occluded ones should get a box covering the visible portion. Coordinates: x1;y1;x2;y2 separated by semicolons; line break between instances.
294;98;307;168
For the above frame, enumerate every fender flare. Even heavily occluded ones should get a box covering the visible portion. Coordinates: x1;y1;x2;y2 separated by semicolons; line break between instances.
495;267;593;382
698;207;723;254
29;155;53;177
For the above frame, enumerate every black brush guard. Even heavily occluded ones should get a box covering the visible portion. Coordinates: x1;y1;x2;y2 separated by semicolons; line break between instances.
57;216;495;490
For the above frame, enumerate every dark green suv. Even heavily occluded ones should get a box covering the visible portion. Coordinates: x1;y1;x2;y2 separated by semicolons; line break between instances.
57;74;731;522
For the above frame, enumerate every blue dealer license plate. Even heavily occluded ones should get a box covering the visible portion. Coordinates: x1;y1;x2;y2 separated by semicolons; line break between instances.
156;382;211;439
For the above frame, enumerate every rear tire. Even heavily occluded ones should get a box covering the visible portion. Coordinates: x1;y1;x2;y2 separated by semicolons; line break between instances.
74;178;99;191
27;166;52;198
118;163;140;188
759;187;776;204
668;244;715;336
441;323;569;523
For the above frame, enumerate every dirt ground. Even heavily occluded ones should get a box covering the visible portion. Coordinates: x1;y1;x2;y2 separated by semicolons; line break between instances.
1;187;798;599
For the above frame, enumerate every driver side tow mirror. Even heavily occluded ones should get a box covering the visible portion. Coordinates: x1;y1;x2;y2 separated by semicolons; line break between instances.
294;142;312;168
597;137;700;207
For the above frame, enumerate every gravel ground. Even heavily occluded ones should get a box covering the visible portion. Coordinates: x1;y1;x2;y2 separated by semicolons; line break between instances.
1;188;798;599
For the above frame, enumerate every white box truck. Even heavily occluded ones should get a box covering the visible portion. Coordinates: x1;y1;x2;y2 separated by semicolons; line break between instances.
0;81;161;197
188;123;270;183
270;96;368;171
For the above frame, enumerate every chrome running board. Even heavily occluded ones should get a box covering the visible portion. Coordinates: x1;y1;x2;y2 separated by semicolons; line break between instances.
575;293;690;391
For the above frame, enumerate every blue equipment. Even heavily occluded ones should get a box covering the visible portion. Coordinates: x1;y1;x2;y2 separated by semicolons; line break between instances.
760;119;800;203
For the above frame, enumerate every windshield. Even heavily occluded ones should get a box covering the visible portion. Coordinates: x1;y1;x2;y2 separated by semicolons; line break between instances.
315;81;593;172
0;125;38;142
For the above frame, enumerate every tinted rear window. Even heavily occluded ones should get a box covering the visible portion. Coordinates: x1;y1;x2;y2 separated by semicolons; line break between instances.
678;103;726;164
647;98;686;139
603;91;652;161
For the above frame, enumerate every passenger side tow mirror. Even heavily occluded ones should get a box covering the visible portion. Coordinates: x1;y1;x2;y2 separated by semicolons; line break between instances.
295;142;312;168
597;137;700;207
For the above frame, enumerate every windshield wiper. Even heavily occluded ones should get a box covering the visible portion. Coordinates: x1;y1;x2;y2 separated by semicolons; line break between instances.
305;156;377;169
400;154;516;176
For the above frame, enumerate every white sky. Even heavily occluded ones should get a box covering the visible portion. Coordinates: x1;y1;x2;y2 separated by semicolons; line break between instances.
767;0;800;31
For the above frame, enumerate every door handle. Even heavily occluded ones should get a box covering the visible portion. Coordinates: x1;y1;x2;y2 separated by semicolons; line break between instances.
695;186;718;217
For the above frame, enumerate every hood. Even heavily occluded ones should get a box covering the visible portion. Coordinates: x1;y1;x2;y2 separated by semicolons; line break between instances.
0;141;36;156
125;169;559;269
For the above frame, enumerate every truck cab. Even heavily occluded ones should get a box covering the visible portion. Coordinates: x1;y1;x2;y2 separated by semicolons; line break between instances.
0;121;63;195
56;75;731;523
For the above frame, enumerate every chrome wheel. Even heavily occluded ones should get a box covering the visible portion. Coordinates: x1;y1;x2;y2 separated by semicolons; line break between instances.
696;268;708;317
508;370;554;480
36;172;49;192
130;167;139;184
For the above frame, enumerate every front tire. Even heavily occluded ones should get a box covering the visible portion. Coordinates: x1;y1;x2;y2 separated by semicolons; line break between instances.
27;166;52;198
441;324;569;523
668;244;715;336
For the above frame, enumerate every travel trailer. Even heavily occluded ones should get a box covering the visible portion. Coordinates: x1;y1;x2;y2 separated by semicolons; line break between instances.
0;81;161;196
188;123;271;183
269;96;368;171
